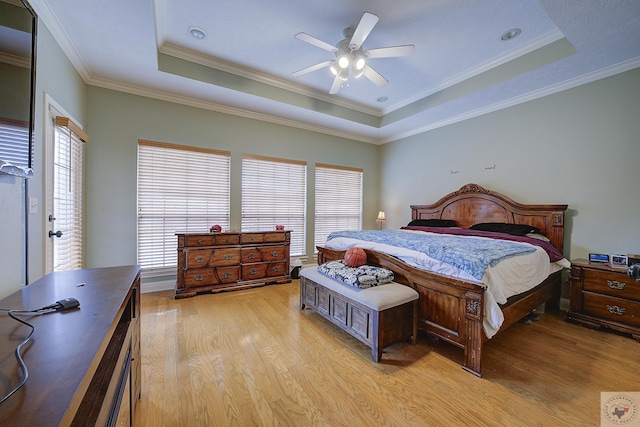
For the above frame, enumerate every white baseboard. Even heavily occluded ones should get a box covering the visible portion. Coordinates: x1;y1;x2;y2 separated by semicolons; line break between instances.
141;279;174;294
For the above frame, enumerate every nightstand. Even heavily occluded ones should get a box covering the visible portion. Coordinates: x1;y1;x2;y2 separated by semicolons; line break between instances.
567;259;639;341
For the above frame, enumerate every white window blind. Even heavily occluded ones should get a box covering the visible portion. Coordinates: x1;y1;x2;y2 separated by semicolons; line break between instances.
241;154;307;256
0;118;30;168
137;140;230;272
314;163;363;250
53;118;86;271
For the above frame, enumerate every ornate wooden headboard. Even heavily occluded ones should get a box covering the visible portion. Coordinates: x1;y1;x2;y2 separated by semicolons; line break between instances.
410;183;568;254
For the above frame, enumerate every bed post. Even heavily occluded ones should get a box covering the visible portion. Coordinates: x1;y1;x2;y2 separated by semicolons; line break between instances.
463;291;484;377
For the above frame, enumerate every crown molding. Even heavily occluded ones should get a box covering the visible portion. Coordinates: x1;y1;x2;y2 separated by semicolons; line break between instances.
86;76;379;144
0;51;30;68
158;43;383;117
382;29;566;114
382;57;640;144
30;0;92;82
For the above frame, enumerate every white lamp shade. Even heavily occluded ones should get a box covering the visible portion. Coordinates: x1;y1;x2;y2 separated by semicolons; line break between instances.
376;211;386;221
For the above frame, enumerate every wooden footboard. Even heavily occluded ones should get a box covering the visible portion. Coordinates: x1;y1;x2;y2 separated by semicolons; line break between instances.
316;246;562;377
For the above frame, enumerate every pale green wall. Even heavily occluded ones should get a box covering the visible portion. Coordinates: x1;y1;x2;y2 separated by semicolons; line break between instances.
380;67;640;260
83;87;379;272
1;19;87;296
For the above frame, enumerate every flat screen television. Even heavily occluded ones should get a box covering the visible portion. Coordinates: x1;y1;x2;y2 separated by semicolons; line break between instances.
0;0;37;178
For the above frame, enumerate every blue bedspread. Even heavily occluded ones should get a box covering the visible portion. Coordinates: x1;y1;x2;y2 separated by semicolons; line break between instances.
326;230;537;280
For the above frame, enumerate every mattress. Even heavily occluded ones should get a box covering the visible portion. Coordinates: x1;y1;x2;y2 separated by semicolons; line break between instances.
324;229;570;338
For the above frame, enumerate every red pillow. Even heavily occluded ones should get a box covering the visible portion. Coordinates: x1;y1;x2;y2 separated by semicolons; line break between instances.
344;247;367;267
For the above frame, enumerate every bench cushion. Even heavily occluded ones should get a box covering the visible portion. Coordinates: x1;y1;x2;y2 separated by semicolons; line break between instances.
300;267;418;311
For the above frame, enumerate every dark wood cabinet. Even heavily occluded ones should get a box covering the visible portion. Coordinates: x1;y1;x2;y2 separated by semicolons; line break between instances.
567;259;639;341
175;230;291;298
0;265;141;426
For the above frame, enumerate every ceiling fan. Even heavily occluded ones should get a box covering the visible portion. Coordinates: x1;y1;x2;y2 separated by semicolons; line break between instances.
292;12;415;94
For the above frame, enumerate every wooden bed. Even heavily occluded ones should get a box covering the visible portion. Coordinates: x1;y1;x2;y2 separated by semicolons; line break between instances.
316;183;568;377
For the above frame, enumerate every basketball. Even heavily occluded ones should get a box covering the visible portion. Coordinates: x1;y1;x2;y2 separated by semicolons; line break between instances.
344;247;367;267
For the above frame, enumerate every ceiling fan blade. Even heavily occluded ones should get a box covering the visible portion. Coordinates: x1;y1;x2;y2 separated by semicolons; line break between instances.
366;44;415;59
362;65;388;87
329;74;343;94
292;60;333;78
349;12;379;49
294;32;337;52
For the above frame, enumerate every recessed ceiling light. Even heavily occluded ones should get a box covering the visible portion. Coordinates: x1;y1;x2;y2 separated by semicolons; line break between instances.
501;28;521;41
189;26;207;40
377;96;388;103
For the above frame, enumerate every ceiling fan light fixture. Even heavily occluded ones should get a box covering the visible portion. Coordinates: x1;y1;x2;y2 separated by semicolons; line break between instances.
293;12;414;94
338;54;350;69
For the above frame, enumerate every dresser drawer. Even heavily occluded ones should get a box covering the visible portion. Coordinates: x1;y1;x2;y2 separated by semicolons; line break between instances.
264;232;287;243
242;263;268;280
184;269;216;287
583;269;640;301
241;233;264;244
215;266;241;283
260;246;286;261
266;261;287;277
184;266;240;287
214;234;239;245
583;292;640;327
241;246;286;262
185;250;212;268
184;235;214;247
210;248;241;266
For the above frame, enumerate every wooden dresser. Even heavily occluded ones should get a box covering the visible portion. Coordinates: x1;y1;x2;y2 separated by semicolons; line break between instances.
175;230;291;298
0;265;141;426
567;259;639;341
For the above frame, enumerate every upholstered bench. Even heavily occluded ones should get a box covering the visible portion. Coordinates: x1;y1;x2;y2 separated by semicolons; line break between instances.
299;267;419;362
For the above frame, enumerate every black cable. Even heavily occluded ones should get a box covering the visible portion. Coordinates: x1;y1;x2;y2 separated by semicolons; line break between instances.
0;305;58;405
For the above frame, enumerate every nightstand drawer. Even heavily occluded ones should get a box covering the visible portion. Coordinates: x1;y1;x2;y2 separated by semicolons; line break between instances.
583;269;640;301
583;292;640;327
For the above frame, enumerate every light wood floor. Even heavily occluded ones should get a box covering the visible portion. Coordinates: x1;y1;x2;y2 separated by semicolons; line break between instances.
133;281;639;427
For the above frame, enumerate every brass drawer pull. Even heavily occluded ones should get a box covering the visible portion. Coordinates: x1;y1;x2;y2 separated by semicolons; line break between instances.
606;305;625;315
272;251;279;257
223;272;231;279
607;280;626;290
194;275;203;281
249;269;257;275
197;239;203;244
224;255;233;260
195;256;205;263
248;253;256;259
273;266;281;272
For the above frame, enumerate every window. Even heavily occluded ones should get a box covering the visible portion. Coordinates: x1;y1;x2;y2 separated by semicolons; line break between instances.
314;163;363;250
241;154;307;256
52;117;88;271
0;118;30;170
137;140;230;272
